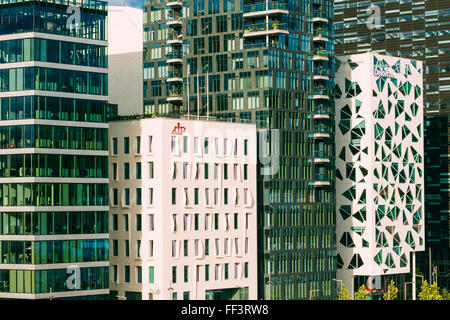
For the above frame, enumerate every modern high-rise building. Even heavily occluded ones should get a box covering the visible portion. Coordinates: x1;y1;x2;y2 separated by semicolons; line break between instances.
0;0;109;299
142;0;337;299
108;116;258;300
334;0;449;289
335;52;425;296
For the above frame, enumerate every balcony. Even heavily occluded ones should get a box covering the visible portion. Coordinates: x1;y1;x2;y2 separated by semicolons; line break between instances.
243;22;289;37
167;34;183;45
167;90;183;103
312;88;330;100
243;2;289;18
312;10;328;23
314;151;331;163
313;67;329;80
314;106;330;119
167;13;183;26
313;50;329;61
167;52;183;64
167;71;183;83
313;30;329;42
166;1;182;7
313;126;331;139
313;174;331;186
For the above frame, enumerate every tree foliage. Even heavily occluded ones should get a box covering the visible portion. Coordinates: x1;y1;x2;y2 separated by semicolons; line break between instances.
354;284;370;300
338;284;352;300
418;280;443;300
383;280;398;300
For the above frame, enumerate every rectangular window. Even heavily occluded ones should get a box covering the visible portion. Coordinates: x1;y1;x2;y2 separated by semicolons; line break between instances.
124;163;130;180
205;264;210;281
136;136;141;154
136;162;142;179
149;240;154;257
149;214;154;231
172;266;177;283
244;164;248;180
149;266;154;283
149;162;154;179
172;188;176;205
184;239;189;257
125;240;130;257
136;188;142;205
112;138;118;155
204;163;209;179
214;213;219;230
124;214;129;231
112;214;118;231
205;239;210;256
124;188;130;206
234;213;238;229
148;135;153;153
204;137;209;154
137;266;142;283
194;213;199;230
184;266;189;283
112;163;117;180
124;137;130;154
149;188;154;205
124;265;130;282
136;214;142;231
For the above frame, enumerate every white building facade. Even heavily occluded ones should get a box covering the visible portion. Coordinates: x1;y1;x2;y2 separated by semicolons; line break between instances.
335;53;425;293
108;117;258;300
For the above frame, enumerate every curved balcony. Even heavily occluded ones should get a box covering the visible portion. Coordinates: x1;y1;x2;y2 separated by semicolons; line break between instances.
314;151;331;164
313;125;331;139
313;174;331;186
167;90;183;103
313;10;329;23
243;2;289;18
166;1;182;7
167;37;183;46
244;22;289;37
313;106;330;119
313;50;329;61
313;30;329;42
167;52;183;64
313;67;329;81
312;88;330;100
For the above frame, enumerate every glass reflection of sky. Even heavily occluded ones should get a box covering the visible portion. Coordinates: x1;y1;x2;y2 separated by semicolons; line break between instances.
108;0;143;9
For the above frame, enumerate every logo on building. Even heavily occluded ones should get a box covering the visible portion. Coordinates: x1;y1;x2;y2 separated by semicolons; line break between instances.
171;122;186;135
373;68;393;78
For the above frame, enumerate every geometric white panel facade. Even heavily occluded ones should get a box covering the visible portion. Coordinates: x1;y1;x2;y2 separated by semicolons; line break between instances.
335;53;425;290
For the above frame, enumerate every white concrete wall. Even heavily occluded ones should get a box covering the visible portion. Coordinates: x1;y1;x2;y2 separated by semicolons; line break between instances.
108;6;143;115
109;118;258;300
335;52;425;294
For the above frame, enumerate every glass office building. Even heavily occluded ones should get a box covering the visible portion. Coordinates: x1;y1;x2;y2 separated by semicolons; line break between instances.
0;0;109;299
334;0;449;291
142;0;336;299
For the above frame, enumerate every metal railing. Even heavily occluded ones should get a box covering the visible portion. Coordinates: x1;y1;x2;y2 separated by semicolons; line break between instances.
314;151;330;158
314;106;329;115
243;2;289;13
166;52;183;60
314;49;329;57
314;68;329;76
314;174;330;182
314;126;331;134
244;22;288;33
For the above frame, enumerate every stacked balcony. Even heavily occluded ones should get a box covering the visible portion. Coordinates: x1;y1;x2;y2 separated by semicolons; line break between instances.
166;3;184;112
311;4;332;188
243;1;289;46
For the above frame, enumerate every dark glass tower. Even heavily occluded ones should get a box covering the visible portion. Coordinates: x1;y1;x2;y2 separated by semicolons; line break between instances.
0;0;109;299
334;0;450;291
143;0;337;299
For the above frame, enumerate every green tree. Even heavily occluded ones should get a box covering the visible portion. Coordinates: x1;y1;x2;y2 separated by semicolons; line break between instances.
354;284;370;300
338;284;352;300
418;280;443;300
383;280;398;300
441;288;450;300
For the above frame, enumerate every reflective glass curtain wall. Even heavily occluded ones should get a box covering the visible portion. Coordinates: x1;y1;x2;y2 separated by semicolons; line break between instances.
0;0;109;299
